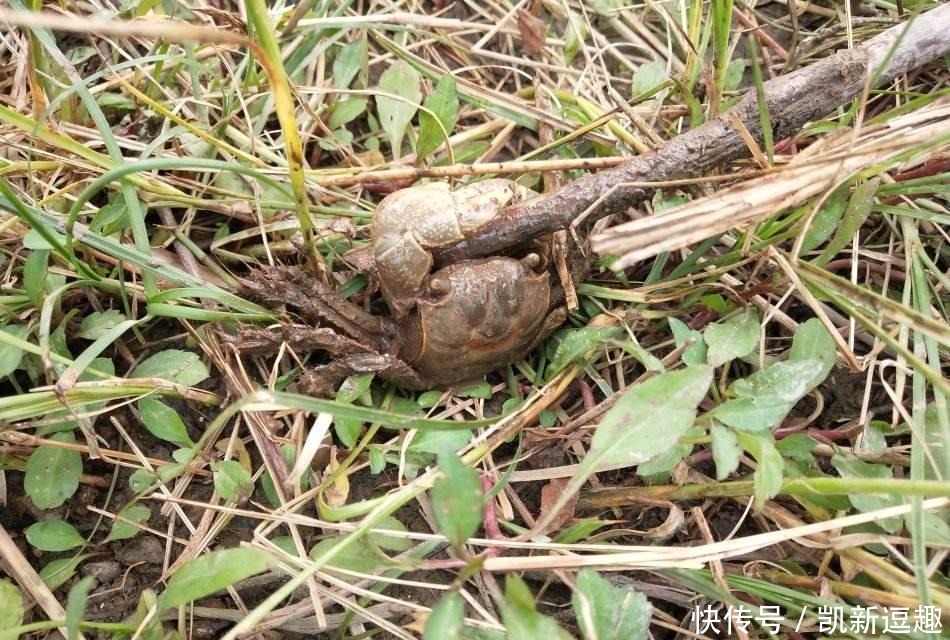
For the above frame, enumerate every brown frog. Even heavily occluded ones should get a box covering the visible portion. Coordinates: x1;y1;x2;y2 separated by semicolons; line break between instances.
238;179;572;396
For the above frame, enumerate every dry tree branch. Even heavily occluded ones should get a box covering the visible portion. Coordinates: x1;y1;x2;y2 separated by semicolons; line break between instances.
434;3;950;265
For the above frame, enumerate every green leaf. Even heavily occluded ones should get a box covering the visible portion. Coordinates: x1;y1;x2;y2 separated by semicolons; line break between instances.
457;381;492;399
368;515;412;553
788;318;836;388
130;349;209;386
704;309;760;367
309;536;379;578
813;177;880;267
25;519;86;552
431;451;482;550
730;359;823;403
0;324;31;378
105;505;151;542
709;396;793;432
425;592;465;639
501;575;574;640
417;389;444;409
408;429;470;457
589;367;711;467
77;310;127;340
710;422;741;480
25;432;82;509
328;97;367;130
129;468;157;493
552;518;612;544
158;548;273;611
376;61;421;159
911;512;950;546
0;579;24;640
333;37;367;90
548;325;623;376
417;74;459;160
137;397;195;447
632;60;667;97
799;190;846;255
830;455;902;533
65;576;93;640
334;372;374;448
40;554;92;591
736;431;784;510
572;568;650;640
562;9;588;66
24;249;49;308
212;460;254;503
669;317;706;366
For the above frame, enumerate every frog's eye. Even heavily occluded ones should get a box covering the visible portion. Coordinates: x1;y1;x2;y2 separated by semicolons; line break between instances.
520;253;541;271
427;277;449;296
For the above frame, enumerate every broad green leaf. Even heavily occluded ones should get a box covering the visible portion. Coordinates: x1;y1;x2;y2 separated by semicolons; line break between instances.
408;429;470;456
910;512;950;546
212;460;254;503
23;228;54;250
589;367;711;467
709;396;793;432
813;177;880;267
376;61;421;159
548;325;623;376
425;592;465;640
736;431;784;510
333;37;367;90
669;317;706;366
24;249;49;308
328;97;367;130
710;422;741;480
417;74;459;160
137;397;195;447
40;554;92;591
334;372;374;448
0;579;24;640
77;310;127;340
431;451;482;550
562;9;588;66
831;455;902;533
0;324;31;378
730;359;823;403
105;505;151;542
129;468;157;493
25;432;82;509
25;519;86;552
368;515;412;553
704;309;760;367
799;190;846;255
501;575;574;640
158;548;273;610
632;60;667;97
65;576;93;640
309;536;379;578
637;426;699;478
130;349;209;386
572;569;650;640
417;389;444;408
457;381;492;399
788;318;836;387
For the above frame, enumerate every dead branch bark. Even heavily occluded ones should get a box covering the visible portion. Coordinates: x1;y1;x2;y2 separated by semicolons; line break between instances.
433;4;950;265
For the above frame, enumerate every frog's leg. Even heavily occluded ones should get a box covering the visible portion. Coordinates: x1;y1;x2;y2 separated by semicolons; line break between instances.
299;353;431;397
240;264;397;351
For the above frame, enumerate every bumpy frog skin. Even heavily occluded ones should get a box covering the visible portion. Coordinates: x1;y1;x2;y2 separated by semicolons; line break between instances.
240;179;570;394
372;179;535;318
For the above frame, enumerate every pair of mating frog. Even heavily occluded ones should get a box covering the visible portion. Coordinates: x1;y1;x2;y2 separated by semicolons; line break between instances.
239;179;583;397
